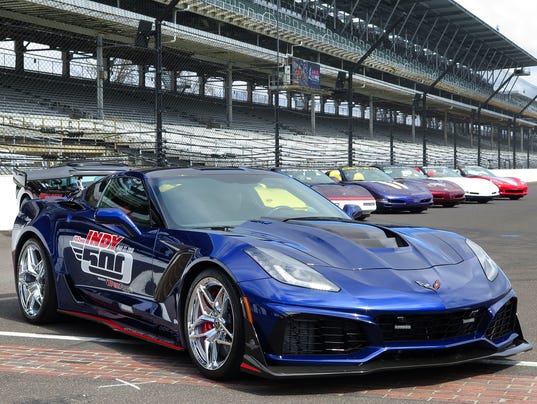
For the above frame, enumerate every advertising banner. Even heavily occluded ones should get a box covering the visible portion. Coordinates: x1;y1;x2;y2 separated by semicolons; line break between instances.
291;57;320;89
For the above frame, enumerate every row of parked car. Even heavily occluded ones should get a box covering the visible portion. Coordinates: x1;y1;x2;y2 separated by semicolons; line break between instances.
274;165;528;219
13;162;528;220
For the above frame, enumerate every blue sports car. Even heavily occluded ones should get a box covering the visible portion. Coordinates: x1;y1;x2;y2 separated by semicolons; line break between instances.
328;166;434;212
12;167;531;380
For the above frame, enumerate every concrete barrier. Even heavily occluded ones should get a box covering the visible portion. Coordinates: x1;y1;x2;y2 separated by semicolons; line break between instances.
1;169;537;231
1;175;19;232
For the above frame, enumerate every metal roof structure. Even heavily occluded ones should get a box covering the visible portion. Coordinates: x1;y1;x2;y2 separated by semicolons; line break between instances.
331;0;537;70
1;0;537;123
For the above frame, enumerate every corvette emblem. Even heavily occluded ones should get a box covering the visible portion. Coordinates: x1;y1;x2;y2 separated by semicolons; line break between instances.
415;279;441;292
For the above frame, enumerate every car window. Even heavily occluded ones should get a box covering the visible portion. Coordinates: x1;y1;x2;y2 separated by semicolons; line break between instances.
84;178;109;207
98;177;151;228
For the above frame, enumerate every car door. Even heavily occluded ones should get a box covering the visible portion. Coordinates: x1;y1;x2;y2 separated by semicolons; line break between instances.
59;175;161;321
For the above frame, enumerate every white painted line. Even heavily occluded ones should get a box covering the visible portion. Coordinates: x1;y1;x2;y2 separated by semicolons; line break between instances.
0;330;142;344
98;379;155;390
481;358;537;367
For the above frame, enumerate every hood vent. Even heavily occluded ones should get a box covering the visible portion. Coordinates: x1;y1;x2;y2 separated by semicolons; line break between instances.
289;221;406;249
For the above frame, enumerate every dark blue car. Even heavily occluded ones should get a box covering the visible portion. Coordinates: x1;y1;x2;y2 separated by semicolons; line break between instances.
12;167;531;379
328;166;433;212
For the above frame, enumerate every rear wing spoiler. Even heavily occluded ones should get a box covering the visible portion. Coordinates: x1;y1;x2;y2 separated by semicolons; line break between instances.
13;168;27;188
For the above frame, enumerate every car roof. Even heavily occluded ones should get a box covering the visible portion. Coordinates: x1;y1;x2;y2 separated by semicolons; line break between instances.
143;166;279;178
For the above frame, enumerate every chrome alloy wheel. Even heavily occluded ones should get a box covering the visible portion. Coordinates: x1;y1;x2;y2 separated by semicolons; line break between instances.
18;241;47;319
186;276;235;371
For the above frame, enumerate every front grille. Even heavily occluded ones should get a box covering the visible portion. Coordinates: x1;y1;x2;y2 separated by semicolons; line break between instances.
485;298;517;340
273;315;368;355
377;308;486;342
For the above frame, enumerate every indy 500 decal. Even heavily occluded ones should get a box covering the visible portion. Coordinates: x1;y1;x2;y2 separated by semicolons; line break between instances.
70;230;134;283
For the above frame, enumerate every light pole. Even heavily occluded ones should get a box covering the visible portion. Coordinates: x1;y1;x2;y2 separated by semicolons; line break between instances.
476;67;530;166
135;0;181;166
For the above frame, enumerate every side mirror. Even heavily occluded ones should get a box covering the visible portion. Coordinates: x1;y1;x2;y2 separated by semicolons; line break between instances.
343;204;364;220
95;208;141;237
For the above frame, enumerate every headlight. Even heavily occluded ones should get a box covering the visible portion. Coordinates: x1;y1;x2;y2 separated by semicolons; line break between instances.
245;247;340;292
465;239;500;281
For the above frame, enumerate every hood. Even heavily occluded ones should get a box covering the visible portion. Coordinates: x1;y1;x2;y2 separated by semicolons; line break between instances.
433;176;499;193
232;219;464;271
178;220;509;309
354;180;429;196
490;176;522;187
396;178;459;192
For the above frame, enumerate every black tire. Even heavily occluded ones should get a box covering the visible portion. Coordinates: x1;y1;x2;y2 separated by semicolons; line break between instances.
183;268;244;380
16;238;58;324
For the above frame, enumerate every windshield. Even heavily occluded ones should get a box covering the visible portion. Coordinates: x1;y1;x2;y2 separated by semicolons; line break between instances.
342;167;393;182
422;166;461;178
382;167;426;179
278;168;336;185
461;166;494;177
150;171;350;228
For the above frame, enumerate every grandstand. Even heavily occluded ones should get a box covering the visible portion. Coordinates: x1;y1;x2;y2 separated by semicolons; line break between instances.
0;0;536;170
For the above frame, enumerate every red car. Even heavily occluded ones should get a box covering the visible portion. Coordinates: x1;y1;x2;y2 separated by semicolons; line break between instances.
458;166;528;200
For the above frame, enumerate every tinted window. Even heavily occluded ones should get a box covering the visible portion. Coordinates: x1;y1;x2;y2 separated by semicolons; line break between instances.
84;178;109;207
99;177;151;228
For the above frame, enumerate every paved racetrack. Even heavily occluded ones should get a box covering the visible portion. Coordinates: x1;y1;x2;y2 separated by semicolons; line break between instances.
0;186;536;403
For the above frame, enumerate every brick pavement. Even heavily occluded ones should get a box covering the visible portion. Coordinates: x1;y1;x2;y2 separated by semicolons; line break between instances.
0;344;535;403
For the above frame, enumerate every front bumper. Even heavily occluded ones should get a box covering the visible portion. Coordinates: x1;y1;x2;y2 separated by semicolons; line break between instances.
240;337;532;378
239;291;532;379
377;196;433;210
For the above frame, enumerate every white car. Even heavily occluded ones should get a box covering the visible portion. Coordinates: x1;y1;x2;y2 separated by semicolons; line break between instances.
421;166;499;203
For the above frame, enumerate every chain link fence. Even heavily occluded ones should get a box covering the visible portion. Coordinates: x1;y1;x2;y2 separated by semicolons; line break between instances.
0;7;536;171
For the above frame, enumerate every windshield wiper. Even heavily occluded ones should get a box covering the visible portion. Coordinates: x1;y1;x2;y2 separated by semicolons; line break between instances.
193;225;235;231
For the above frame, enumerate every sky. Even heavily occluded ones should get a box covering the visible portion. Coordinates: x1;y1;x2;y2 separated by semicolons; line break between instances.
453;0;537;90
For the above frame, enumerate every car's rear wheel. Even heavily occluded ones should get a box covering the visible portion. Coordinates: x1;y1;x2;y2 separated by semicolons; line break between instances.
184;268;244;380
16;238;58;323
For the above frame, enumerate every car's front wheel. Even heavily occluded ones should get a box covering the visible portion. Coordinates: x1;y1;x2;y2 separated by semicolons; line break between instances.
184;268;244;380
16;238;58;323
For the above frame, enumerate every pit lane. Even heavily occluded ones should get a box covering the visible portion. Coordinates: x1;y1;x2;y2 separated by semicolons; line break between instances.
0;185;536;403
